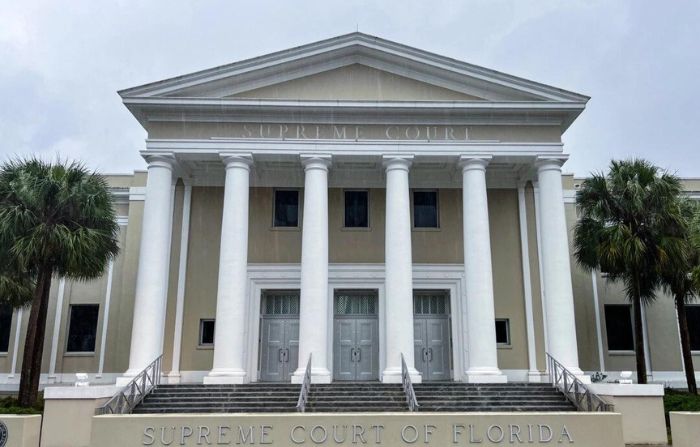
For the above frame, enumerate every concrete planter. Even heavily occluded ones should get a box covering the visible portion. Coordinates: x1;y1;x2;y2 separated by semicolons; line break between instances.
41;385;119;447
589;383;666;445
669;412;700;447
0;415;42;447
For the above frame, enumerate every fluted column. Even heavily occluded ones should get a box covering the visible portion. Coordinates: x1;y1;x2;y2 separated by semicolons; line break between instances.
382;155;421;383
460;155;507;383
204;153;253;384
120;154;175;383
536;156;583;376
292;155;333;384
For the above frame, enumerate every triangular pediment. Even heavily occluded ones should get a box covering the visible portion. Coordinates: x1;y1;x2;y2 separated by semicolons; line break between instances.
121;33;589;104
226;64;484;101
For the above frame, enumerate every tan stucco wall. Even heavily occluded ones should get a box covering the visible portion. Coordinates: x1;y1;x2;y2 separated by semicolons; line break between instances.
670;412;700;447
597;395;666;445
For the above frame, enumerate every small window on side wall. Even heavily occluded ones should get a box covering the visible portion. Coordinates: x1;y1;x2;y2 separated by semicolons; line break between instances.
495;319;510;345
604;304;635;351
199;319;215;346
273;190;299;227
685;305;700;351
0;304;12;352
344;190;369;228
66;304;99;353
413;190;439;228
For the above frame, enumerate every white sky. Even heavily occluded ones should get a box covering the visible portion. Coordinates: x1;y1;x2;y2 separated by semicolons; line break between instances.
1;0;698;177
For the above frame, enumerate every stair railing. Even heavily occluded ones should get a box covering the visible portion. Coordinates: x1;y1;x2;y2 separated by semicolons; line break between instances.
95;354;163;415
546;353;613;412
296;354;312;413
401;353;419;412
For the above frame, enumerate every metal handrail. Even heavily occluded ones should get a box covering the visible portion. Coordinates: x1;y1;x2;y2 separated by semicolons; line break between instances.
401;354;419;411
296;354;312;412
95;355;163;415
546;353;613;412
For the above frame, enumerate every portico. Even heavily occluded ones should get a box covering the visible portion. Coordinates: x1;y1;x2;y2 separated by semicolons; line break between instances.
117;32;589;385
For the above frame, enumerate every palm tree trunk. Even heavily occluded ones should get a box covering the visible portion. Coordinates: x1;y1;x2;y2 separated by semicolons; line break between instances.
632;296;648;384
676;294;697;394
17;267;52;407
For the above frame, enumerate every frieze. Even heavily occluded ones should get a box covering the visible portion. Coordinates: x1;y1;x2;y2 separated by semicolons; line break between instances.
213;124;472;141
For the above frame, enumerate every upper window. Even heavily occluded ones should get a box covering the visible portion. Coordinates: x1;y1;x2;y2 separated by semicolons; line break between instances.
686;305;700;351
495;319;510;345
273;190;299;227
413;190;439;228
199;319;215;346
344;190;369;228
66;304;99;353
0;304;12;353
604;304;635;351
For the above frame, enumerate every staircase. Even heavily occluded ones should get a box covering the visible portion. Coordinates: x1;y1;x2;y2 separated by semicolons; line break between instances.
306;383;407;412
414;382;577;412
134;382;575;413
134;383;299;413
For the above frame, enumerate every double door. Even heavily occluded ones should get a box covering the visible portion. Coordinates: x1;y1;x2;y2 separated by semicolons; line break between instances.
333;290;379;381
259;291;300;382
413;290;452;381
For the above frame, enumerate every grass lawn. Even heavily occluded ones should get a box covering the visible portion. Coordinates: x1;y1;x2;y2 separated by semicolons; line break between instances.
0;395;43;415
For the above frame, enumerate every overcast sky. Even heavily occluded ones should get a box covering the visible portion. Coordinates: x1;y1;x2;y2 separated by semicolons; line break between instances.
1;1;698;177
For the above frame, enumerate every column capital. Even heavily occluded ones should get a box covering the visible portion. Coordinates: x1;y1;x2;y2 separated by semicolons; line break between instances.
142;152;176;170
300;154;332;171
220;152;253;170
535;155;569;171
382;155;414;171
459;155;493;172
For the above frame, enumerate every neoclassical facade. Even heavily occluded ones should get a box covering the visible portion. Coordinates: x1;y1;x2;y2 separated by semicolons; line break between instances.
2;33;699;389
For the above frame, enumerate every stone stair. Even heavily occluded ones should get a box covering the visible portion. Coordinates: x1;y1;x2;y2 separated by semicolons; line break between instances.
133;383;299;413
306;383;408;412
133;382;576;413
413;382;577;412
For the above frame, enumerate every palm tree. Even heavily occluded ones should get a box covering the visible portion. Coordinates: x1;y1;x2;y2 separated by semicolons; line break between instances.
574;159;685;384
0;158;120;407
662;200;700;394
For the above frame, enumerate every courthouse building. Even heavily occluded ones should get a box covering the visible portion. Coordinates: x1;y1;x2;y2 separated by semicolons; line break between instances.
1;33;699;388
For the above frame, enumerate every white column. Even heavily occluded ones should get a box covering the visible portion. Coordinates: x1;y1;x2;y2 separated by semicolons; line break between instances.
9;308;23;379
292;155;333;384
517;182;542;382
166;182;192;384
48;278;66;383
535;156;583;377
120;154;175;383
97;260;115;378
460;155;506;383
204;153;253;384
382;155;420;383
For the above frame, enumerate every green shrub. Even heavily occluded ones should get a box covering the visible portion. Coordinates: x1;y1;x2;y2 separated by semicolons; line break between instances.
0;396;43;414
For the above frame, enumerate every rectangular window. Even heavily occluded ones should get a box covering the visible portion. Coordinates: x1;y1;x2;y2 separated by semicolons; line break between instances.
344;190;369;228
0;304;12;352
686;305;700;351
495;319;510;345
413;190;439;228
604;304;635;351
273;190;299;227
199;319;215;346
66;304;99;353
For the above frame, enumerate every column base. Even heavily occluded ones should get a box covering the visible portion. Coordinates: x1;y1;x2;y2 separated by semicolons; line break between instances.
464;367;508;383
115;369;142;387
527;371;549;383
381;367;422;384
163;372;181;385
203;369;248;385
291;367;332;384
